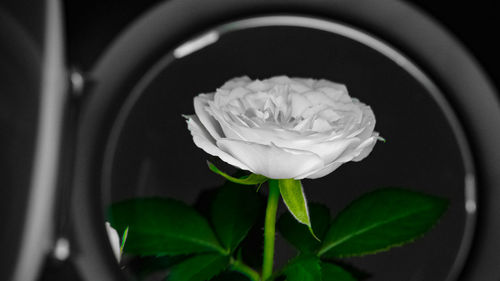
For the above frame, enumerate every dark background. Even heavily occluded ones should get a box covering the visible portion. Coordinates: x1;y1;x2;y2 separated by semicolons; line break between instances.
65;0;500;88
62;1;498;281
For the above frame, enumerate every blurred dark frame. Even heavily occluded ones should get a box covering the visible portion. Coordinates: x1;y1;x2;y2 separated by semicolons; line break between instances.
65;0;500;88
1;0;499;280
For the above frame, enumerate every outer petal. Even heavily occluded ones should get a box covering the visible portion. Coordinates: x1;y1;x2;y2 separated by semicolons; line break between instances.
352;134;379;162
185;115;250;171
348;105;376;139
302;138;361;163
335;135;378;163
223;126;360;164
217;123;359;157
105;222;121;262
304;162;343;179
194;94;223;139
304;136;377;179
216;139;324;179
220;76;251;90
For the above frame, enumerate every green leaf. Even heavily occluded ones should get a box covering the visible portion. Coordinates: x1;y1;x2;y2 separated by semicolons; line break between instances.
167;253;229;281
278;179;318;240
211;182;264;252
108;198;226;256
120;226;129;254
130;255;188;280
208;161;268;185
211;271;252;281
277;203;331;253
318;188;449;258
321;262;356;281
283;255;321;281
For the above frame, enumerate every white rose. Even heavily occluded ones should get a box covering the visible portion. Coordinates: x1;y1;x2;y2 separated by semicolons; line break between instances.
105;222;121;262
185;76;380;179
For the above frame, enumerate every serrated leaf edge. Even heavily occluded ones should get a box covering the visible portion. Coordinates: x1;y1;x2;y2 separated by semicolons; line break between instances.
318;193;448;257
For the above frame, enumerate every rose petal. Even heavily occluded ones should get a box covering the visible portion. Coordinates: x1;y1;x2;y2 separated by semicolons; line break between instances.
221;124;302;146
217;123;360;164
246;80;271;91
293;78;315;88
105;222;121;262
335;135;378;163
185;115;250;171
354;106;376;139
206;103;248;141
213;120;356;162
303;137;361;163
304;162;343;179
220;76;251;90
289;82;310;93
352;134;379;162
269;75;293;84
194;94;223;139
217;139;324;179
304;91;332;106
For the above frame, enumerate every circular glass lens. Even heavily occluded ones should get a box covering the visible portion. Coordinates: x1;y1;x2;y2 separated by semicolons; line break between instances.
103;16;475;281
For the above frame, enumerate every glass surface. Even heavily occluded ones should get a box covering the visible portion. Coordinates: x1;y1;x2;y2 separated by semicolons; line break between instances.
102;16;475;281
0;10;40;279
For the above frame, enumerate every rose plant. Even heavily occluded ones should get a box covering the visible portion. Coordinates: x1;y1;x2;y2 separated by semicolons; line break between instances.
107;76;448;281
105;222;127;262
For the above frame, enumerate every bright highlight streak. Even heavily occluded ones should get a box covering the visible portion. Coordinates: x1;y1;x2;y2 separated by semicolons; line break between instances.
174;31;219;58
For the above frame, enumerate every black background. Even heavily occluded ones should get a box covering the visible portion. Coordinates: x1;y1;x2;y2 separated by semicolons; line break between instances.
65;0;500;88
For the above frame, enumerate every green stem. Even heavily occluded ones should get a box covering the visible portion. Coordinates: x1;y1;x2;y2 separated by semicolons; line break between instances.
230;258;261;281
262;179;280;280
